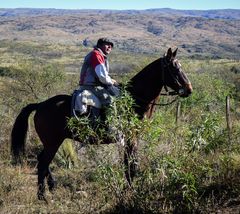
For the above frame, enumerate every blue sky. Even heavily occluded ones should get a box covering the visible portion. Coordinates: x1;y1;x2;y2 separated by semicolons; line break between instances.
0;0;239;10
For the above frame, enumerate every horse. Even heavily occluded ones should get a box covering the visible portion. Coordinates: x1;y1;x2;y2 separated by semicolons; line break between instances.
11;48;193;201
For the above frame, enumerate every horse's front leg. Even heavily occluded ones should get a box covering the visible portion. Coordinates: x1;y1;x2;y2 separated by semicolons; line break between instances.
124;139;138;185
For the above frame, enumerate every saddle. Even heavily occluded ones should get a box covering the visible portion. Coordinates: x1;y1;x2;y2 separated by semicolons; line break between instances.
71;88;125;146
71;85;120;117
71;89;102;117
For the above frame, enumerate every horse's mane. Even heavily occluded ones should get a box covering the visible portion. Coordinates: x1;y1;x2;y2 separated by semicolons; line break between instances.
130;58;161;85
126;58;163;118
127;58;162;97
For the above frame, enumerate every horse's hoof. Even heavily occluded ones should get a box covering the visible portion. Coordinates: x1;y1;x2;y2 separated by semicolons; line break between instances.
37;193;48;203
48;180;57;192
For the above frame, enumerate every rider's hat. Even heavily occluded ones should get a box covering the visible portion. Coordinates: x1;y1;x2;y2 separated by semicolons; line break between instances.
97;38;114;48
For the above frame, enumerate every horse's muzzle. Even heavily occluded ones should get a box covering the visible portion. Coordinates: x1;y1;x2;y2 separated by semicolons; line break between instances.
179;83;193;97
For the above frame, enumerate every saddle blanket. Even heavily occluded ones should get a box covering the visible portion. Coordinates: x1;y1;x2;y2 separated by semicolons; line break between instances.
72;89;102;115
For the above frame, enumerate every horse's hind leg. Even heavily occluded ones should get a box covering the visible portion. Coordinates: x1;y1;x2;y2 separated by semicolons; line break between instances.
37;150;48;200
37;145;60;200
47;167;56;192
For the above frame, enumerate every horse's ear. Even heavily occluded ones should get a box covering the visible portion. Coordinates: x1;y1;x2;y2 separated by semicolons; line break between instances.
166;48;172;59
172;48;178;58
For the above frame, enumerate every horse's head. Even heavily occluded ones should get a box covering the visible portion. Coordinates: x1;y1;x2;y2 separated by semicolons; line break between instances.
161;48;193;97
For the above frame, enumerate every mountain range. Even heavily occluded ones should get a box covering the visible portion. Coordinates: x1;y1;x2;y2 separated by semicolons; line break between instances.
0;8;239;59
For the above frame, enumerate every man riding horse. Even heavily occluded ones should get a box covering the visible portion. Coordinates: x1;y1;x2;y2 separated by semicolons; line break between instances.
78;38;119;124
11;45;193;201
80;38;119;96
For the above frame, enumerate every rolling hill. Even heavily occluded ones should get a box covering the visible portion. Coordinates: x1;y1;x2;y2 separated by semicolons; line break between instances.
0;8;239;59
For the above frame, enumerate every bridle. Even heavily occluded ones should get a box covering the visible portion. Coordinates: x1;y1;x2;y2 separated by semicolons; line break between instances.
160;57;184;93
153;57;183;106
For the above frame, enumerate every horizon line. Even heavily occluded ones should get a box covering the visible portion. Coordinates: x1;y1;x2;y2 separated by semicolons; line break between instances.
0;7;239;11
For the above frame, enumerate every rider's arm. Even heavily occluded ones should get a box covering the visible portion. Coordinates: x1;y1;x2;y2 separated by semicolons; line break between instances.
91;51;113;85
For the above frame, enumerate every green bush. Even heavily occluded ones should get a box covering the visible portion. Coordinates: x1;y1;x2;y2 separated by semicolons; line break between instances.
1;61;66;112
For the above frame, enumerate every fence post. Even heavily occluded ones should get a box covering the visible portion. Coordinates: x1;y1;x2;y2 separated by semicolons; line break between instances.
175;101;181;125
226;95;232;142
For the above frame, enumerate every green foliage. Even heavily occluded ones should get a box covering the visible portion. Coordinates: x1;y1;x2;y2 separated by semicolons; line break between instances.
68;86;148;144
127;147;200;212
54;140;79;169
106;86;149;141
1;61;66;111
187;114;228;154
67;116;98;144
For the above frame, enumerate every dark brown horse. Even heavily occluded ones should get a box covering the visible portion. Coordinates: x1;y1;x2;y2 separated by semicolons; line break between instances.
11;48;192;201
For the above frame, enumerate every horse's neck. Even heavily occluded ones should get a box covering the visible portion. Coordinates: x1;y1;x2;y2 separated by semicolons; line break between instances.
128;59;163;102
127;59;164;118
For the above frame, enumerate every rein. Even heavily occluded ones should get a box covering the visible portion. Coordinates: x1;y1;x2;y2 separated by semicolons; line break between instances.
134;91;179;107
153;92;179;106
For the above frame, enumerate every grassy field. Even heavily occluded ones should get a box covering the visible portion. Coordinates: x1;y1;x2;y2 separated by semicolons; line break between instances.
0;42;240;213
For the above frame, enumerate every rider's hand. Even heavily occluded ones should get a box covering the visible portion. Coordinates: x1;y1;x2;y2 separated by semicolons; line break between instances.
112;79;118;86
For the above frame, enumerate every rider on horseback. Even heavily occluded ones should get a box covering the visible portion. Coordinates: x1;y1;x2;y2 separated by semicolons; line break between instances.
78;38;120;128
79;38;119;103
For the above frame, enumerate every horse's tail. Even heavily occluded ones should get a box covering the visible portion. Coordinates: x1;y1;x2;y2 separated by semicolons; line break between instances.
11;103;39;164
